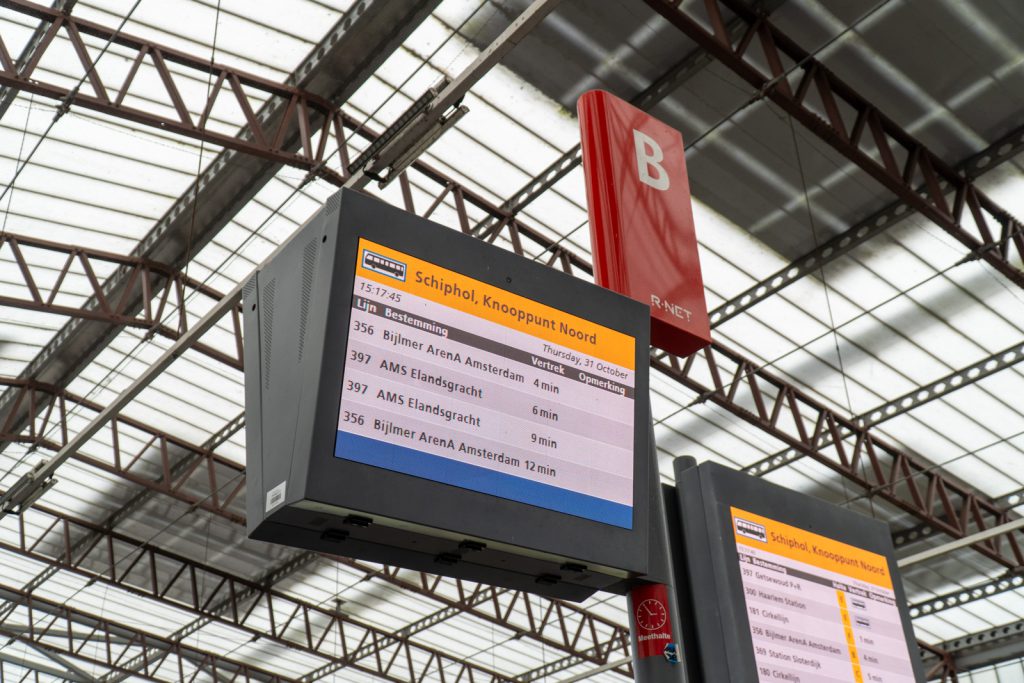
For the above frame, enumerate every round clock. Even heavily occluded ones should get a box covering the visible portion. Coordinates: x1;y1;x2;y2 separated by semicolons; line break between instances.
635;598;667;630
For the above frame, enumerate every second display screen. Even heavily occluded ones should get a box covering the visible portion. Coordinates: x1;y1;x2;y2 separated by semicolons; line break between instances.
732;507;918;683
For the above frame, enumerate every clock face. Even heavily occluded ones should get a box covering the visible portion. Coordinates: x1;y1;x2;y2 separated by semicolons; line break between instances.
635;598;668;631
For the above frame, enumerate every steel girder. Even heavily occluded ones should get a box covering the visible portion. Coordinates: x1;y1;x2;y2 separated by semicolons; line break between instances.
462;8;1024;353
0;0;76;120
626;0;1024;573
0;232;244;370
908;573;1024;620
0;0;375;183
0;377;249;524
650;344;1024;571
0;583;298;682
0;647;93;682
0;0;441;452
894;486;1024;552
0;635;94;682
919;641;960;682
710;120;1024;327
743;337;1024;477
0;503;513;683
641;0;1024;287
921;621;1024;677
0;411;247;669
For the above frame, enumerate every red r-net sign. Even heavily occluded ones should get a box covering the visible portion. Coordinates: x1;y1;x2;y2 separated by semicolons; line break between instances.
578;90;711;358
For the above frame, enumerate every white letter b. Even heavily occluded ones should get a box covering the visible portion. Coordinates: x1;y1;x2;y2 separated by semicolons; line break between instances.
633;129;670;191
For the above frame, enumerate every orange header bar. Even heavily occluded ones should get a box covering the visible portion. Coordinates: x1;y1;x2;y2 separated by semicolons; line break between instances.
354;238;636;370
731;507;893;590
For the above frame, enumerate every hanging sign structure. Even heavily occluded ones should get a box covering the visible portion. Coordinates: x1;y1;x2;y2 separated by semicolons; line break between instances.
578;89;711;358
675;462;926;682
244;189;652;601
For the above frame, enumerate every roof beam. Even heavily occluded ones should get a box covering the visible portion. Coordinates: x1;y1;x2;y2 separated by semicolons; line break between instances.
0;410;243;626
922;621;1024;675
0;0;441;450
0;639;94;682
460;8;1024;331
108;552;321;683
0;231;244;370
641;0;1024;290
710;119;1024;326
918;641;960;682
0;503;512;683
892;520;943;551
0;377;248;523
650;343;1024;570
856;342;1024;429
896;487;1023;552
0;0;76;121
908;572;1024;619
517;649;626;682
0;583;297;682
744;338;1024;477
0;648;92;682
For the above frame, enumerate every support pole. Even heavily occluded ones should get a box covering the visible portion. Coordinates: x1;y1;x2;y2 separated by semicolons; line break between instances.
627;416;689;682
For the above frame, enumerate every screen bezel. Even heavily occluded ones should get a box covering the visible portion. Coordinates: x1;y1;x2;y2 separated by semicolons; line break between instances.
302;191;651;576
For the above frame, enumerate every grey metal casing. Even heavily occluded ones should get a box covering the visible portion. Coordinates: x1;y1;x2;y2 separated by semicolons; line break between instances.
244;189;651;600
675;462;926;682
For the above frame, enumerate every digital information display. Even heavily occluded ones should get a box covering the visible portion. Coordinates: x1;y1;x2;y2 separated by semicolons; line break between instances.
731;507;918;683
334;238;636;528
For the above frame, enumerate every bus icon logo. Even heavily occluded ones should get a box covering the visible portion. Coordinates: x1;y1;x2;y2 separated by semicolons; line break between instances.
362;250;406;282
735;518;767;543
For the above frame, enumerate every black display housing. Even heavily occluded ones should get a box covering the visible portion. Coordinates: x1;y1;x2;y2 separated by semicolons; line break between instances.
676;462;926;681
244;189;651;600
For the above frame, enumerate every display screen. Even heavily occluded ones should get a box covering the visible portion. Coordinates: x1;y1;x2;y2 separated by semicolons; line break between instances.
335;238;636;528
732;507;917;683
